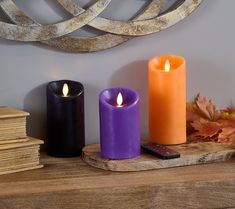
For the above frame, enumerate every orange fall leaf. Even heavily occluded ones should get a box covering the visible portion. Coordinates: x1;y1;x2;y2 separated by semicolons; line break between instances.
195;93;220;121
187;93;235;144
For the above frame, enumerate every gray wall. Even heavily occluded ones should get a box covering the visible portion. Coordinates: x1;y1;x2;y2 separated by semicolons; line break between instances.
0;0;234;144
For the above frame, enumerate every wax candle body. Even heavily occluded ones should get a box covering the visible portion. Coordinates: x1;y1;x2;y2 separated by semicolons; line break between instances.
148;55;186;145
47;80;85;157
99;87;140;159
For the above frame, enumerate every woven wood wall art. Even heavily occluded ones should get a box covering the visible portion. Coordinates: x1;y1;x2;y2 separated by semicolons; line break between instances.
0;0;203;52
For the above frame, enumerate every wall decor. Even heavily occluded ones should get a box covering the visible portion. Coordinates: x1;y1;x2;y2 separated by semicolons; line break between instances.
0;0;203;52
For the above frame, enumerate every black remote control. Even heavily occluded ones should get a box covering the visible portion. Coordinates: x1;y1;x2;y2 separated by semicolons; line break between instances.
141;143;180;160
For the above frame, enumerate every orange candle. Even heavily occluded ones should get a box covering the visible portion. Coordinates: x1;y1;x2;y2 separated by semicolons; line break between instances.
148;55;186;145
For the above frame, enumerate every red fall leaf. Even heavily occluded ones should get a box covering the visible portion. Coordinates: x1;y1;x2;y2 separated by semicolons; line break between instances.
191;119;221;138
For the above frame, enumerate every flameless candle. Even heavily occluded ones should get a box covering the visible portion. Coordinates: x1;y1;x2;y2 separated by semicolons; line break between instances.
148;55;186;145
99;87;140;159
47;80;85;157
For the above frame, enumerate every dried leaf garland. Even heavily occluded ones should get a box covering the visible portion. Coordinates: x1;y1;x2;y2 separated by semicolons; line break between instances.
187;94;235;144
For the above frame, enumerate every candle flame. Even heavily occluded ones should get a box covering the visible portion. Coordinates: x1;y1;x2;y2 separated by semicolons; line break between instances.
117;92;123;107
62;83;69;97
165;59;170;72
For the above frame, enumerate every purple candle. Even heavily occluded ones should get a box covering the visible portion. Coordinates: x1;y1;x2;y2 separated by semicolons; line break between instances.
99;87;140;159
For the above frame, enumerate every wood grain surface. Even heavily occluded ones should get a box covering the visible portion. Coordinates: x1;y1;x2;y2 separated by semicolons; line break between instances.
82;142;235;171
0;154;234;209
0;107;29;119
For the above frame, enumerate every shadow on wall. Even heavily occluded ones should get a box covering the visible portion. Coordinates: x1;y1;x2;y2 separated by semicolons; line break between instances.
0;38;28;46
83;83;100;145
23;83;47;149
109;60;149;139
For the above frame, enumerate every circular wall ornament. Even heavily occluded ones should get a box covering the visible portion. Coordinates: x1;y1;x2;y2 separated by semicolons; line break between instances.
0;0;203;52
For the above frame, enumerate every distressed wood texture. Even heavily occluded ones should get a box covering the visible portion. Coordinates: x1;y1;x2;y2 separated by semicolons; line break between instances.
0;0;164;52
0;137;43;175
0;0;111;41
0;0;204;52
0;154;234;209
83;142;235;171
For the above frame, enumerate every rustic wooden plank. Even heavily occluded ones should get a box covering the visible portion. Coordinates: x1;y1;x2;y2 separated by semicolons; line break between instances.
0;0;111;41
0;165;43;176
0;154;234;209
82;142;235;171
0;180;234;209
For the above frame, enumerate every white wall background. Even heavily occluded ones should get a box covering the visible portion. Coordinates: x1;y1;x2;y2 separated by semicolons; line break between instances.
0;0;234;144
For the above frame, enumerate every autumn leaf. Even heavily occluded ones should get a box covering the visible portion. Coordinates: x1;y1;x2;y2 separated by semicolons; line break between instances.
229;134;235;146
186;102;201;135
218;127;235;143
191;119;221;138
221;107;235;114
186;102;201;122
195;93;220;121
218;117;235;128
221;107;235;119
187;93;235;144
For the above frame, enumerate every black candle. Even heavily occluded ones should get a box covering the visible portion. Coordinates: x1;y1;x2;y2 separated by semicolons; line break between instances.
47;80;85;157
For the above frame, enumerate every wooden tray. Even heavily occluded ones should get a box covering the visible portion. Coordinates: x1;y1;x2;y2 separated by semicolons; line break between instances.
82;142;235;171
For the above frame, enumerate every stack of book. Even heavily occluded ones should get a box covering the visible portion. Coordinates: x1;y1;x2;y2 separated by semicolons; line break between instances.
0;107;43;175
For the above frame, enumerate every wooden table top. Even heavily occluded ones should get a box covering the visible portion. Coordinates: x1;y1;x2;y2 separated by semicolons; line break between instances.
0;154;234;209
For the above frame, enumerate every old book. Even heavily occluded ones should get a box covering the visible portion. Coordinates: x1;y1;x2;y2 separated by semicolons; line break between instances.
0;137;44;175
0;107;29;142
